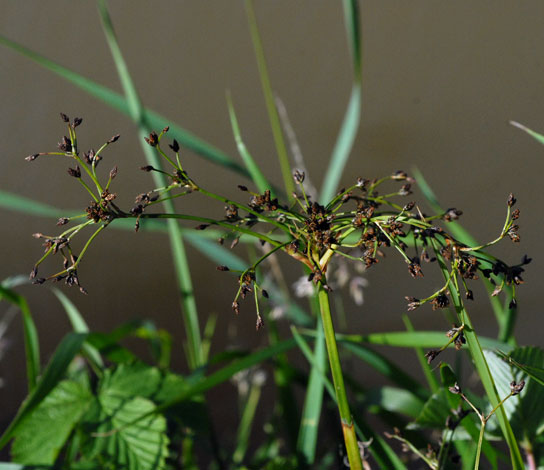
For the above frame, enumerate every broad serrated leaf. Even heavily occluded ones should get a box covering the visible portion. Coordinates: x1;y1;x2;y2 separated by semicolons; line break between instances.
95;395;169;470
485;347;544;445
366;386;424;419
408;389;452;429
496;347;544;387
100;363;162;400
11;380;92;465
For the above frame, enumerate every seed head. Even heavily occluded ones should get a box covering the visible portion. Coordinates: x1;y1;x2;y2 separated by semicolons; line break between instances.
144;131;158;147
73;117;83;128
425;349;440;364
510;380;525;395
431;293;449;310
392;170;408;181
507;193;516;207
67;166;81;178
108;134;121;144
293;170;305;184
448;383;462;395
444;208;463;221
58;136;72;152
25;153;39;162
60;112;70;123
169;139;180;153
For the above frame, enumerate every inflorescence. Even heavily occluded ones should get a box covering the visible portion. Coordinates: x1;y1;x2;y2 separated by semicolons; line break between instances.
27;115;529;344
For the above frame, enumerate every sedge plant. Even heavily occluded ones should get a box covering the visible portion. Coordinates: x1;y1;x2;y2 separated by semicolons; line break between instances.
22;116;533;469
1;2;543;469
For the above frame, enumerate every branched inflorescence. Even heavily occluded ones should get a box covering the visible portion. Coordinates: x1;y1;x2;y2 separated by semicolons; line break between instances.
27;116;529;342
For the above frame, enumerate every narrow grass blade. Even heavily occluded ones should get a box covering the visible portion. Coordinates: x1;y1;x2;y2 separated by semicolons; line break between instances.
97;0;203;368
0;190;77;219
402;314;439;393
334;330;513;351
293;320;326;464
0;465;52;470
291;327;406;469
233;381;263;464
156;338;296;414
320;0;362;203
226;92;272;194
51;288;103;369
244;0;294;198
413;168;516;343
434;254;524;469
0;333;87;450
0;285;39;392
0;35;246;177
510;120;544;146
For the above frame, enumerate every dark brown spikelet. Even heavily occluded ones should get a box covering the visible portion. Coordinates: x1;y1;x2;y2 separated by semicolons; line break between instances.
108;134;121;144
293;170;305;183
507;193;516;207
195;224;209;230
232;301;240;314
256;315;264;331
448;383;461;395
169;139;180;153
67;166;81;178
392;170;407;180
405;296;420;311
408;259;424;278
57;217;69;226
140;165;155;172
431;293;449;310
26;153;39;162
109;166;118;180
238;185;248;192
425;349;440;364
510;380;525;395
507;225;520;243
444;208;463;221
60;112;70;122
73;117;83;128
216;265;230;271
144;131;158;147
58;136;72;152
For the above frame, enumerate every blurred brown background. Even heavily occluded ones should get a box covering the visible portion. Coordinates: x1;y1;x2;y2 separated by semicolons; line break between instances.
1;0;543;443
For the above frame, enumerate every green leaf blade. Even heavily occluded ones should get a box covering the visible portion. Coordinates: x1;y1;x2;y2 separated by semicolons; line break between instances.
11;380;92;465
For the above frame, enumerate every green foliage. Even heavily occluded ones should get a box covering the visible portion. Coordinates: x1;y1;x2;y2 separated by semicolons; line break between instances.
0;1;541;469
11;380;92;465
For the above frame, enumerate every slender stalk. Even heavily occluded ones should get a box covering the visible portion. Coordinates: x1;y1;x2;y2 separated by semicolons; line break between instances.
474;420;485;470
317;283;362;470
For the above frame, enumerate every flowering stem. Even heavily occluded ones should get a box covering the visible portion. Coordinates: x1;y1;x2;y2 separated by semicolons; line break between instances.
317;282;362;470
